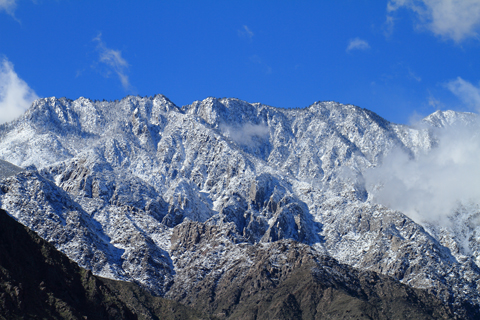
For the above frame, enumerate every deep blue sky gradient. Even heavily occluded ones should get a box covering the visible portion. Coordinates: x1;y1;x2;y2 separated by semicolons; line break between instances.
1;0;480;124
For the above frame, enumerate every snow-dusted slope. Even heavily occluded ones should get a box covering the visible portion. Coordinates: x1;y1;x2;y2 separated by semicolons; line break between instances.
0;95;478;314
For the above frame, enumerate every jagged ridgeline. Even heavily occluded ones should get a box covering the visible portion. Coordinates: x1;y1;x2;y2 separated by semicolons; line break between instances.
0;95;479;319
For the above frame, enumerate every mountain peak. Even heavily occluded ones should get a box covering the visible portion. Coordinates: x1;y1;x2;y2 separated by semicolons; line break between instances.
422;109;478;128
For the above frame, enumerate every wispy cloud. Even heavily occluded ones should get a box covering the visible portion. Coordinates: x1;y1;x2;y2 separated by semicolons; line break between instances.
387;0;480;43
0;0;19;21
446;77;480;112
383;15;396;37
346;38;370;52
93;33;132;91
407;68;421;82
427;92;444;109
0;0;16;16
249;55;272;74
238;25;254;39
0;58;38;124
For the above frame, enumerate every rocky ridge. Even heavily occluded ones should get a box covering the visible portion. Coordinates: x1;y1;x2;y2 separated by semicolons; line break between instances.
0;95;479;317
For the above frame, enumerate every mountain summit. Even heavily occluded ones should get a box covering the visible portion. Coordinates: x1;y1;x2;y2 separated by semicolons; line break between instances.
0;95;479;318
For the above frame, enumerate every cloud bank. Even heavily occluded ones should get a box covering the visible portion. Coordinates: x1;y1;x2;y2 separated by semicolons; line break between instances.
93;33;131;91
346;38;370;52
387;0;480;42
366;120;480;225
0;58;38;124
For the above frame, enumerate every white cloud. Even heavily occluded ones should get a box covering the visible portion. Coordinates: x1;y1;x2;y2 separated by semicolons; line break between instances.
346;38;370;52
446;77;480;111
238;25;254;39
93;33;132;91
220;122;269;146
387;0;480;42
365;122;480;225
0;0;17;16
0;58;38;124
367;78;480;228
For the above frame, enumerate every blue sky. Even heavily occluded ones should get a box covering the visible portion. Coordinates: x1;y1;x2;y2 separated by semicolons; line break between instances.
1;0;480;124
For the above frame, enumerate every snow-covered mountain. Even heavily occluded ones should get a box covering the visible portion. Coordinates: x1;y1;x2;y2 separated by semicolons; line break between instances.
0;95;479;317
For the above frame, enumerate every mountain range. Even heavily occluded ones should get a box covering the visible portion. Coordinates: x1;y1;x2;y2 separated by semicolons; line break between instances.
0;95;479;319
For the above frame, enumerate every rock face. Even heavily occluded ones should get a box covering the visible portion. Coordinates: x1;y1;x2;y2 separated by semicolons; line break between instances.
0;95;479;318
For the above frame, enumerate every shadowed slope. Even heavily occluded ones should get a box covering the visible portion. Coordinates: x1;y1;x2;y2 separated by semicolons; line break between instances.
0;208;212;320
